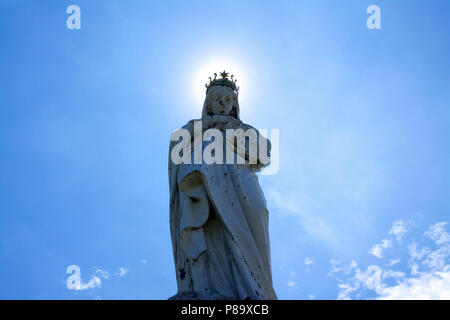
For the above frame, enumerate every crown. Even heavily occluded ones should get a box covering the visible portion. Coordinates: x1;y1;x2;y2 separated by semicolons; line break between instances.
205;70;240;95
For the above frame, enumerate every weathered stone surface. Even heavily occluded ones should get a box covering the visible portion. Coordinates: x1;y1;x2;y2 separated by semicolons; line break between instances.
168;74;277;300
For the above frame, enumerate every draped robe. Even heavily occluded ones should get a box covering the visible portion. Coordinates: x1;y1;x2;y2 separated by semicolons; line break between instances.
168;119;277;300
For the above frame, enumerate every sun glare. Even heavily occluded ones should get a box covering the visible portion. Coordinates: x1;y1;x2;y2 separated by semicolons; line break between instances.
191;58;249;108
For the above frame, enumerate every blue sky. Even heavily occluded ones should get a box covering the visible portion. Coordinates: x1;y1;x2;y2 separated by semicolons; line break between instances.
0;0;449;299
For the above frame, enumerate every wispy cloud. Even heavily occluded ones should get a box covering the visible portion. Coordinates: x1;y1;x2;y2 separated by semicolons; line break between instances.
388;258;400;266
369;239;392;259
379;266;450;299
330;220;450;300
287;280;296;288
368;220;409;259
266;189;336;246
329;258;357;276
305;257;314;266
66;265;102;291
367;219;410;259
67;264;131;293
425;222;450;245
287;270;297;290
304;257;315;272
74;276;101;291
115;267;130;277
94;268;110;279
389;219;408;242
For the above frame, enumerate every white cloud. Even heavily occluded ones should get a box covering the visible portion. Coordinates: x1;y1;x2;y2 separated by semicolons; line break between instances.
287;269;297;289
329;258;357;276
67;264;131;293
332;220;450;300
425;222;450;245
388;258;400;266
369;245;383;259
369;220;409;259
389;219;408;242
304;257;315;272
67;265;102;291
75;276;101;291
369;239;392;259
408;242;430;261
115;267;130;277
378;266;450;300
337;282;358;300
382;270;406;279
308;294;315;300
422;245;449;271
94;268;110;279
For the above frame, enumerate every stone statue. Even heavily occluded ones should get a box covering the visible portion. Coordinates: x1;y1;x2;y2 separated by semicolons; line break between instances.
168;71;277;300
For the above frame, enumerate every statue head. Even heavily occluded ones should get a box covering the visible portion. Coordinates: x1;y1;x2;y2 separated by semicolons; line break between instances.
202;71;240;120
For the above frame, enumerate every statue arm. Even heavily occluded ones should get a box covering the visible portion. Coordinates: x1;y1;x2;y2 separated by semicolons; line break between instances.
244;123;271;171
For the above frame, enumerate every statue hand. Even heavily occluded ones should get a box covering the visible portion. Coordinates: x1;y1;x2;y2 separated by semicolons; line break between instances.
223;117;242;130
206;115;242;130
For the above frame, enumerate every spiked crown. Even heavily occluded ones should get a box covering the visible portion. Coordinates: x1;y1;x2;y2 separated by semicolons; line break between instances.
205;70;239;95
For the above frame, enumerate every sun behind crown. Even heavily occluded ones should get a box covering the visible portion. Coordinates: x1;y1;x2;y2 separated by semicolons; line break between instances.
205;70;240;95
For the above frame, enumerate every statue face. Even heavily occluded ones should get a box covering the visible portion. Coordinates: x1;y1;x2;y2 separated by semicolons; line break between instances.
207;86;234;116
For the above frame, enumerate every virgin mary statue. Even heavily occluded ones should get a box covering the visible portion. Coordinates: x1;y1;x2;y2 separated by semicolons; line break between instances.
168;71;277;300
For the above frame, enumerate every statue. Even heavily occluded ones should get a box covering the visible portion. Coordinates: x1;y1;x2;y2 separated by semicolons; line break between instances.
168;71;277;300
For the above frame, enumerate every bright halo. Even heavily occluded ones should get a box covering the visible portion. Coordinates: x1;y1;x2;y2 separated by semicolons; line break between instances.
191;58;248;107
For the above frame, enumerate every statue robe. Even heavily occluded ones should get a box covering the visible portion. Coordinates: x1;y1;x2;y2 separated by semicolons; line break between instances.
168;120;277;300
